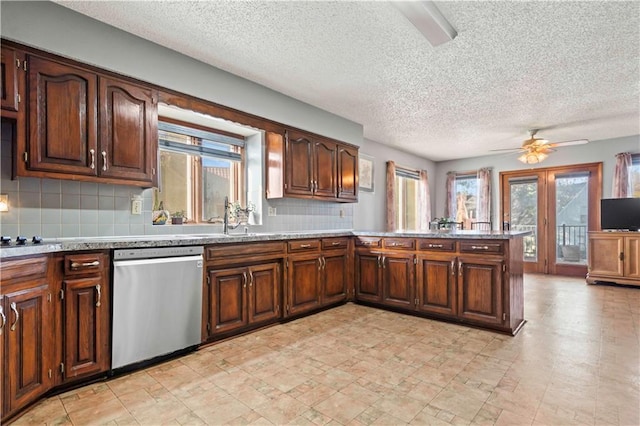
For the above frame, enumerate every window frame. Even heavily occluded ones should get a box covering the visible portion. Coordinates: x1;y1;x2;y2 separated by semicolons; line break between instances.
632;154;640;198
453;172;479;223
395;166;420;231
157;117;246;224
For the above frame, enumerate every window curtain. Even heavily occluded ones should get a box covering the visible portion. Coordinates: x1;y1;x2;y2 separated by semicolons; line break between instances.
445;172;456;219
476;168;492;224
419;170;431;231
386;161;397;232
612;152;632;198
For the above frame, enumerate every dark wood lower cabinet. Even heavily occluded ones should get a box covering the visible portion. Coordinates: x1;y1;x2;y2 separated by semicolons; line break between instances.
3;281;52;416
355;250;383;303
208;262;282;337
321;250;349;305
381;254;415;309
457;257;503;325
287;254;321;315
416;254;457;317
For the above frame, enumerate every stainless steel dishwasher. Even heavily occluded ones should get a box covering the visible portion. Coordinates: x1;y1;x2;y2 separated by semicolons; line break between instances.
111;246;203;370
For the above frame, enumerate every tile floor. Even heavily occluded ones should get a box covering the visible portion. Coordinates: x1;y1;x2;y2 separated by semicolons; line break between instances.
12;274;640;425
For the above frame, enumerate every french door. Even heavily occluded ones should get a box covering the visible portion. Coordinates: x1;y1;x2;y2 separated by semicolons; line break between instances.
500;163;602;276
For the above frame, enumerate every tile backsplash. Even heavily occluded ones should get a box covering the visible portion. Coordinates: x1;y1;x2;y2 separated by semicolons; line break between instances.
0;126;353;238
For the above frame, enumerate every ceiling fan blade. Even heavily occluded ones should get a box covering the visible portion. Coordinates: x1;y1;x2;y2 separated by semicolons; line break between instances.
489;147;524;153
548;139;589;147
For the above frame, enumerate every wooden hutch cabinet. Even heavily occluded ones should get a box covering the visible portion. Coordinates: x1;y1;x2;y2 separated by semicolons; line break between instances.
587;232;640;287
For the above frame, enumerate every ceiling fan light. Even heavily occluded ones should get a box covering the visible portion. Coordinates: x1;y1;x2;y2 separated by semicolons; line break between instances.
518;152;548;164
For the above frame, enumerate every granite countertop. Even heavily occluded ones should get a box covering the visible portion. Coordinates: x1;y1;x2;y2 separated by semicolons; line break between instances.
0;230;531;259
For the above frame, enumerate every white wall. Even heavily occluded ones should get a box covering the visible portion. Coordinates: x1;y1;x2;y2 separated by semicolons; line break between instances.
0;1;362;146
354;139;436;231
433;135;640;226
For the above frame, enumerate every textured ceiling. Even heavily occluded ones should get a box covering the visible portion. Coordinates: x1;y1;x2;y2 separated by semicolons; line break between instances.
56;1;640;161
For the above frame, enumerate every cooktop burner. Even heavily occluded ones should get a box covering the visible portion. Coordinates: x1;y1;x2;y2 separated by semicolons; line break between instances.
1;236;44;246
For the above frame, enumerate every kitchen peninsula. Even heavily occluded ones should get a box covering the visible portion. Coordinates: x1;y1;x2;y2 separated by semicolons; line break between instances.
0;230;527;423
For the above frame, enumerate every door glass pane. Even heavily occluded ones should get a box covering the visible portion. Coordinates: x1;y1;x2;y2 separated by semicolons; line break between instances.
555;173;589;265
510;178;538;261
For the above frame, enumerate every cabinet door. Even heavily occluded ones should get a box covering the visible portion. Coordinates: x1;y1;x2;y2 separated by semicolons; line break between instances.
63;276;110;380
337;145;358;201
624;236;640;279
27;55;98;175
1;46;19;112
322;251;349;305
457;257;503;325
208;267;248;335
381;253;415;310
588;234;624;277
99;77;157;184
355;250;382;303
416;255;457;317
287;254;321;315
4;282;52;413
285;131;314;196
313;139;337;199
248;263;281;324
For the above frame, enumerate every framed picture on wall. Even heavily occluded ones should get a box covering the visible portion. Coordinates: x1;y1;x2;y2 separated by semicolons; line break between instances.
359;154;374;193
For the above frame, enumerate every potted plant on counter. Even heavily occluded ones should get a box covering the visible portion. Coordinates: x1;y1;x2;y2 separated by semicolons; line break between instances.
171;210;187;225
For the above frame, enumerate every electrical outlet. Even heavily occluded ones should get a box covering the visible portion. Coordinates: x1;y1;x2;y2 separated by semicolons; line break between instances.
131;199;142;215
339;208;345;218
268;207;277;216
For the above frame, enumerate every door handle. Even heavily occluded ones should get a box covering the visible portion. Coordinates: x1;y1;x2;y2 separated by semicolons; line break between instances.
101;151;107;171
0;305;5;334
10;302;18;331
71;260;100;270
96;284;102;307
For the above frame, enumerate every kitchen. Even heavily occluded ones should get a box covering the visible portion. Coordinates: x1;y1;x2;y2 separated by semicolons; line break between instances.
1;1;639;425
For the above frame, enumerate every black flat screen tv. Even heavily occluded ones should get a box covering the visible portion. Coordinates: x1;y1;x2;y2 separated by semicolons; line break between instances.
600;198;640;231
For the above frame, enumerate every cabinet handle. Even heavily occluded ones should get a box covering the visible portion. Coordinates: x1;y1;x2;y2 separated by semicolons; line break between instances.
458;260;463;276
471;245;490;250
10;302;18;331
300;244;312;248
101;151;107;171
451;259;455;275
243;272;247;288
331;241;341;246
322;257;326;268
377;255;381;268
429;244;444;248
318;258;322;271
388;242;399;247
95;284;102;307
382;256;386;268
0;305;5;334
619;252;624;261
71;260;100;270
249;271;254;287
89;149;95;170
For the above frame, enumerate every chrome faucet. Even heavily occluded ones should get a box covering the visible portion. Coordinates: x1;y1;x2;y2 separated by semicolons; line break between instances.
223;196;242;235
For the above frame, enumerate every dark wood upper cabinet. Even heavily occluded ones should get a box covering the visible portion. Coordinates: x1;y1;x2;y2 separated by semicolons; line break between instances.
267;128;358;202
27;55;98;176
313;139;337;199
14;50;157;187
1;46;20;112
337;145;358;201
285;131;314;196
99;77;157;184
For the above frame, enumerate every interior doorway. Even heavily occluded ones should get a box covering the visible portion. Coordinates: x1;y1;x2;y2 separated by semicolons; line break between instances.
500;163;602;276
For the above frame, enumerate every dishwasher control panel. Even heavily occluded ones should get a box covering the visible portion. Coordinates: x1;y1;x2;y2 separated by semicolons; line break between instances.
113;245;204;260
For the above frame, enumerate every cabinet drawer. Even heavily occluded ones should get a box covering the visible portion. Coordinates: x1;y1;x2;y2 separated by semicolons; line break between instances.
355;237;381;248
459;241;504;254
418;239;456;252
383;238;415;250
0;256;48;282
64;253;105;276
206;241;285;260
321;237;349;250
288;239;321;252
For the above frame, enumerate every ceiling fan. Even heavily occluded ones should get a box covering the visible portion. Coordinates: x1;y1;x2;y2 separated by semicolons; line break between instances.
491;130;589;164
